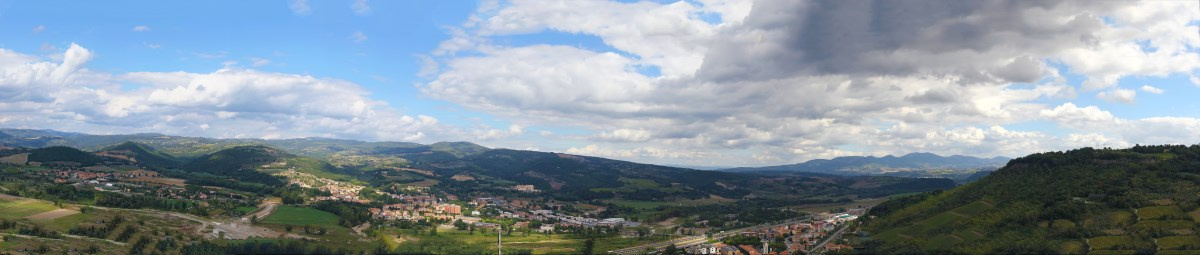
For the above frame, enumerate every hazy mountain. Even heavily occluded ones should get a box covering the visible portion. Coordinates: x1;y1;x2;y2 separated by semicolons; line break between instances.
722;153;1009;182
0;128;956;202
862;145;1200;253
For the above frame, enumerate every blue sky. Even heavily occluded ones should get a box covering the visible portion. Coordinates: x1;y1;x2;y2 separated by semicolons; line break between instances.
1;0;1200;167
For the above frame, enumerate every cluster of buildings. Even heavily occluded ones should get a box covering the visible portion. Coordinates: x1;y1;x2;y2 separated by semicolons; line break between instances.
277;169;371;203
370;201;463;221
686;209;865;255
512;184;539;193
530;209;639;228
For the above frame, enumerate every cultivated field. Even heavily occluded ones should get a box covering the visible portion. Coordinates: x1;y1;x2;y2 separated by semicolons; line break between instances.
260;206;339;226
0;196;58;219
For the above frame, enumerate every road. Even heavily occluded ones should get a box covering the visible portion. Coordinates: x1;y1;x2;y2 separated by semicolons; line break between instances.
242;200;280;223
608;217;812;255
90;205;309;240
807;223;849;254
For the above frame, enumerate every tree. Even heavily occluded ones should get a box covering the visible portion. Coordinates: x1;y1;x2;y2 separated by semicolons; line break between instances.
581;238;595;255
664;243;679;255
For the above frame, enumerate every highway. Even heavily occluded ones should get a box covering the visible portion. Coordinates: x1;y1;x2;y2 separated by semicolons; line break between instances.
806;223;849;254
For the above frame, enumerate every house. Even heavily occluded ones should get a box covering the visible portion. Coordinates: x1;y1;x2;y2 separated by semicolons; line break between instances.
125;169;159;178
717;245;740;255
513;185;538;192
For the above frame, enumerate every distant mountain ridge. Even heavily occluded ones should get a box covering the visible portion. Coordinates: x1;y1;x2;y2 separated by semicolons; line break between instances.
0;128;958;202
723;152;1009;182
0;128;489;160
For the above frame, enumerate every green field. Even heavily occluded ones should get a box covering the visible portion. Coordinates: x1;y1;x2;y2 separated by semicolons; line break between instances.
0;197;57;219
232;206;258;215
1136;206;1186;220
790;198;886;213
591;178;675;193
1088;236;1152;251
1159;236;1200;250
393;228;585;254
37;212;94;232
1059;240;1085;254
260;206;340;226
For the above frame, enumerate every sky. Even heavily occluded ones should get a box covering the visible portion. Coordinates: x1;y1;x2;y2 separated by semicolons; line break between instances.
1;0;1200;167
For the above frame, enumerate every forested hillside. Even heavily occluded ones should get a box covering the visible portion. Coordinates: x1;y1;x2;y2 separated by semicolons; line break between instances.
862;145;1200;254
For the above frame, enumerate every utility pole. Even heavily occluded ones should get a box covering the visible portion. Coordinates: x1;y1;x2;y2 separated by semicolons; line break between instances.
498;226;503;255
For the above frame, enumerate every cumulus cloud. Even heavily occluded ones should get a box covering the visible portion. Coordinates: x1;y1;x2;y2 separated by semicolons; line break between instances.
132;25;151;32
32;25;46;34
1140;85;1164;94
0;44;435;142
1096;88;1137;104
421;0;1200;165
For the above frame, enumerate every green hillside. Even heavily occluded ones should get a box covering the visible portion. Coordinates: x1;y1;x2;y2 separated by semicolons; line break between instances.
862;145;1200;254
27;146;104;166
181;145;292;186
102;141;183;169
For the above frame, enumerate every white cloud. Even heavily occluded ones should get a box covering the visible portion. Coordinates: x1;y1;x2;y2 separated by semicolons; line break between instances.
1040;103;1119;129
32;25;45;34
422;0;1200;165
351;0;371;16
1191;75;1200;87
351;31;368;43
0;44;436;142
289;0;311;15
1139;85;1164;94
249;57;271;67
1096;88;1137;104
145;43;162;49
131;25;151;32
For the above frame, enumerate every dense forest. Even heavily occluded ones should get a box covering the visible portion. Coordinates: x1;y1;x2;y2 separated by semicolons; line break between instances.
861;145;1200;254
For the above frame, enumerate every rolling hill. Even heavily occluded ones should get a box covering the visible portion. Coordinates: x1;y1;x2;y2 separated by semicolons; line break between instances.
861;145;1200;254
100;141;183;169
723;152;1008;182
0;128;956;202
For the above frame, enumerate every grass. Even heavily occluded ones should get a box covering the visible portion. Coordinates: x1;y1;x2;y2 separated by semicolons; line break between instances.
593;235;671;253
1051;219;1076;231
924;234;963;250
397;228;584;254
260;206;339;226
37;212;94;232
1109;211;1134;224
232;206;258;215
950;200;993;216
0;197;58;219
790;198;886;213
1134;220;1195;232
1158;236;1200;250
909;211;967;233
1088;236;1152;251
1059;240;1086;254
590;178;686;194
1136;205;1185;220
